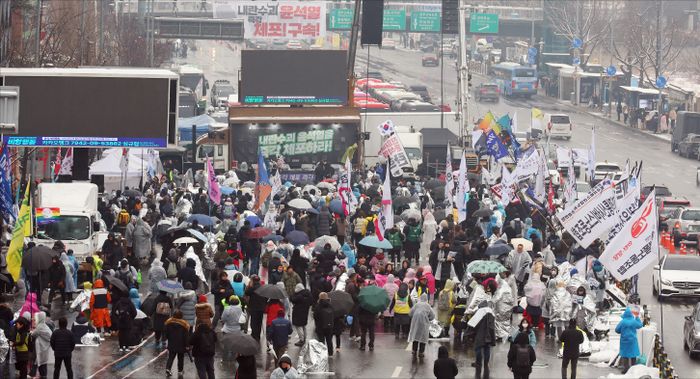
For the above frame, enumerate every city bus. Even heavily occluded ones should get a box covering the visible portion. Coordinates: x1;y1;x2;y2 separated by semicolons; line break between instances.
491;63;538;98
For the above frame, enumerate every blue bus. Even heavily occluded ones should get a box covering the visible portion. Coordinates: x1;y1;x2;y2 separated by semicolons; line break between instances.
491;63;538;97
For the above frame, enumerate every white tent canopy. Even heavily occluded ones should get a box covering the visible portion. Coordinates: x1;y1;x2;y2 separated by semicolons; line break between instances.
89;148;157;192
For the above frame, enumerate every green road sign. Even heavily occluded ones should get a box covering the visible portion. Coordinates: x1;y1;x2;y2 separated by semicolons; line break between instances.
329;8;353;30
383;9;406;31
410;11;441;32
469;13;499;34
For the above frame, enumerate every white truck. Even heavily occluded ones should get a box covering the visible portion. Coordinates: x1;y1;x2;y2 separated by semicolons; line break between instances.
362;112;458;170
33;183;109;258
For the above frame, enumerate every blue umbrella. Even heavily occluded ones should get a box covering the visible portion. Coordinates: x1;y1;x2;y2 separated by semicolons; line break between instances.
263;234;284;242
187;214;216;227
221;186;236;195
245;215;262;227
359;235;393;249
286;230;310;245
157;279;185;294
187;228;208;242
329;199;344;215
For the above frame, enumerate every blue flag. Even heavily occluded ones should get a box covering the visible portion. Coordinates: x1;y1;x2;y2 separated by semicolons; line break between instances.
0;144;13;222
485;130;509;161
497;114;512;133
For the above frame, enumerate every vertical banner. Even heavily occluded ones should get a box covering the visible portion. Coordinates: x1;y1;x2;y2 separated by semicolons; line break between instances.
374;169;393;241
338;157;356;216
444;143;454;209
206;158;221;205
456;150;469;222
7;183;31;281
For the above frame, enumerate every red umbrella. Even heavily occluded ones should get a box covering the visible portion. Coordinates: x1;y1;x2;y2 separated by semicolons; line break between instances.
247;227;272;239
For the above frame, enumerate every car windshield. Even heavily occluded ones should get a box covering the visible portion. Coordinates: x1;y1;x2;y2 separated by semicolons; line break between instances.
664;257;700;271
596;165;620;172
681;210;700;221
514;68;535;78
656;187;672;197
404;148;421;160
36;215;91;240
551;115;570;123
216;86;235;96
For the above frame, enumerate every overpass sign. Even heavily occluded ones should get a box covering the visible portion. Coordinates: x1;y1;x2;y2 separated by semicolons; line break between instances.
469;13;499;34
410;11;441;32
383;9;406;31
329;8;353;30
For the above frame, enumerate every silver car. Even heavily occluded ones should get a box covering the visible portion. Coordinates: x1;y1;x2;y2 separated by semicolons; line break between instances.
684;302;700;357
668;207;700;246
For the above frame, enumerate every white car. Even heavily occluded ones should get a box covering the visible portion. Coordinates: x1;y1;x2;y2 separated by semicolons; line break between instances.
544;113;572;140
382;39;397;49
592;162;622;184
653;255;700;300
286;40;303;49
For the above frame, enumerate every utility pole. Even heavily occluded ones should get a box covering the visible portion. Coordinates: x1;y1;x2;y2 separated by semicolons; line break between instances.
34;0;41;67
573;0;581;105
656;0;663;121
457;0;468;147
79;0;86;65
98;0;104;63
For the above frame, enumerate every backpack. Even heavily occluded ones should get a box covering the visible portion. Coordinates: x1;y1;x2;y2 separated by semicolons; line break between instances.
115;301;132;324
156;301;172;316
166;261;178;279
318;305;334;331
117;209;130;226
437;290;452;311
116;268;133;288
515;345;530;367
406;224;422;242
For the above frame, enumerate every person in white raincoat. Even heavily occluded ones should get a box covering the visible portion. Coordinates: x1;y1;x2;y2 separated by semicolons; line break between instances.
128;217;153;261
31;312;52;375
492;276;514;340
505;244;532;295
407;293;434;357
466;281;493;316
184;246;209;292
541;265;559;338
60;253;77;294
420;211;437;258
548;279;572;339
571;285;596;335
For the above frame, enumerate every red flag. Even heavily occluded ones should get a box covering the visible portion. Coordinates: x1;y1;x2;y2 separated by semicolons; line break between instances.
53;148;62;176
548;180;555;213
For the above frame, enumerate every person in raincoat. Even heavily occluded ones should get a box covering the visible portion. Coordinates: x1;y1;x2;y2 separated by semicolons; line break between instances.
615;307;643;374
524;218;542;241
524;273;545;329
341;243;357;270
541;266;559;338
586;260;608;309
420;211;438;258
89;279;112;336
408;293;434;358
548;280;572;340
492;276;514;340
270;354;299;379
221;295;244;335
382;274;400;332
571;286;596;336
436;279;456;337
506;244;532;296
60;252;77;296
30;312;52;378
126;216;153;262
129;288;141;310
148;259;167;294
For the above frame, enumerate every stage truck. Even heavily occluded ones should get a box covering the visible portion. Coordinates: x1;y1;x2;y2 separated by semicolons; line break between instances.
194;106;360;181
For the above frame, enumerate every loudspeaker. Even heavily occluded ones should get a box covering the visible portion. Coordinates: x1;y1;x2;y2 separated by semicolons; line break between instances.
56;175;72;183
90;174;105;193
361;0;384;46
72;148;89;181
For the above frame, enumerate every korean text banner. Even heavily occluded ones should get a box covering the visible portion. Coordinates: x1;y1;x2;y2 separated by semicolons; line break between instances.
599;190;658;281
556;179;617;248
379;134;411;177
213;1;326;40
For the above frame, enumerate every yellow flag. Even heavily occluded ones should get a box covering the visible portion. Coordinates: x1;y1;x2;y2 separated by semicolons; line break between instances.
478;112;495;131
7;183;31;281
532;107;544;120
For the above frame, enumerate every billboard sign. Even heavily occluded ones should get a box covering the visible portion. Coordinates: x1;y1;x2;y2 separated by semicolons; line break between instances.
213;0;326;40
240;50;348;105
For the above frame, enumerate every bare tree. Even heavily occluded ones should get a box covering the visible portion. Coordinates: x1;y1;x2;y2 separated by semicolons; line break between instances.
545;0;613;66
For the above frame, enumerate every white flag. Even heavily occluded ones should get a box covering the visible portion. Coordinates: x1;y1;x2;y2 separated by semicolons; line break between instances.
512;111;519;133
270;171;283;198
445;144;454;209
375;169;393;241
587;127;596;181
564;149;577;205
377;119;395;136
534;147;547;202
58;148;73;175
119;148;129;173
456;150;469;222
339;157;357;216
500;166;516;206
599;189;658;281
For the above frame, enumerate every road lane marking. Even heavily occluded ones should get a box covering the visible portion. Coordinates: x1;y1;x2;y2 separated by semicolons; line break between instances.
391;366;402;377
121;349;169;378
85;333;154;379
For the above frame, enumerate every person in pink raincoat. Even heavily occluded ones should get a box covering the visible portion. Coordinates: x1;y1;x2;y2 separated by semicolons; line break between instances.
422;266;436;302
403;268;417;284
19;292;41;318
382;274;399;332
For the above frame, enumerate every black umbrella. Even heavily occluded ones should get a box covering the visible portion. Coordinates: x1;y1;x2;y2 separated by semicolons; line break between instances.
431;186;446;201
220;333;259;356
473;208;494;219
104;275;128;293
329;290;354;317
365;184;380;198
22;245;57;273
393;196;414;208
433;208;447;223
141;293;158;315
485;241;512;257
254;284;286;300
424;179;444;190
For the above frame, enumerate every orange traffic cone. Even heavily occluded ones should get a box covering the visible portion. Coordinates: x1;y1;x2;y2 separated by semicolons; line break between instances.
681;242;688;255
669;243;676;254
660;231;669;249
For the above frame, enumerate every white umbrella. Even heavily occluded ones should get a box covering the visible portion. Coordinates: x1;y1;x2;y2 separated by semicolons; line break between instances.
242;181;256;188
288;198;313;209
173;236;199;244
510;238;534;251
303;184;320;194
313;236;340;252
317;182;336;191
223;177;239;187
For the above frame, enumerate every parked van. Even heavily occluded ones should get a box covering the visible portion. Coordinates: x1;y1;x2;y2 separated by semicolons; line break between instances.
544;113;572;140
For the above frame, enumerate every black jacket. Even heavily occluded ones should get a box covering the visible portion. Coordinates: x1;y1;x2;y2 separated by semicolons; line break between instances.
560;327;585;359
189;324;217;357
48;261;66;287
71;315;95;344
151;293;173;331
290;289;313;326
507;343;536;376
213;279;233;306
313;300;335;333
177;259;200;290
114;297;137;329
266;317;292;348
50;328;75;358
245;283;267;312
165;318;191;353
473;312;496;348
433;358;458;379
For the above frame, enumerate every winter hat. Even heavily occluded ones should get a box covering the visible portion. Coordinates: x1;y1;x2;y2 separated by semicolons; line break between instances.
592;260;603;272
319;292;329;300
198;295;208;303
294;283;305;293
525;217;533;226
570;268;579;276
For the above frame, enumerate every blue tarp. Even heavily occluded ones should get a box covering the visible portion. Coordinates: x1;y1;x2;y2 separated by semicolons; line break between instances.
177;115;222;143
